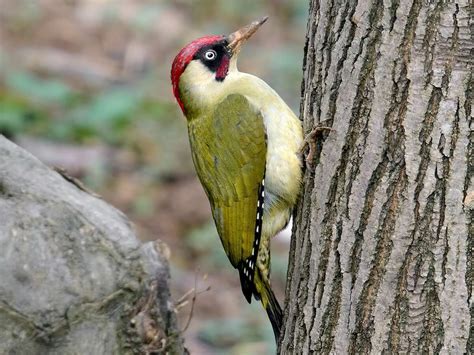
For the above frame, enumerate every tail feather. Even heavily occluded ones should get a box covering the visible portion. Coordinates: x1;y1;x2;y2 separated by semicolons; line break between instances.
255;270;283;341
264;283;283;341
238;263;283;342
238;261;254;303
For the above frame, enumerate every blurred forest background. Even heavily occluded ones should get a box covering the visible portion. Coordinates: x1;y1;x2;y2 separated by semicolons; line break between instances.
0;0;307;353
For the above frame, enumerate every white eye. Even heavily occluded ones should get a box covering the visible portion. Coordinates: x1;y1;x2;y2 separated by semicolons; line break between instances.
204;50;217;61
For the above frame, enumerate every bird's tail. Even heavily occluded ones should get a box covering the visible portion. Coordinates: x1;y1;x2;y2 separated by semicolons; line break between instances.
255;270;283;341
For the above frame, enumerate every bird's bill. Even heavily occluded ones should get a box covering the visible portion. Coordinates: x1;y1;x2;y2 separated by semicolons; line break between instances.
226;16;268;55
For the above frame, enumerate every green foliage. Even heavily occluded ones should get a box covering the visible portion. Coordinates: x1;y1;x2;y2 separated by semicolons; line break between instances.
0;96;33;135
0;68;191;170
5;71;75;104
68;88;141;143
0;69;196;195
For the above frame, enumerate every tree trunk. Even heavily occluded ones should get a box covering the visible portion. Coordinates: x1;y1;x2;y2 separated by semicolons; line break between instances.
281;0;472;354
0;136;185;354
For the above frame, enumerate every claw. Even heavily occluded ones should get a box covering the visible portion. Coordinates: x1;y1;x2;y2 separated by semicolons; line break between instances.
299;125;333;168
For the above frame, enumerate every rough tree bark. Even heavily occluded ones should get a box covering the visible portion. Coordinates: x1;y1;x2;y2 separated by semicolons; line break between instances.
0;136;185;354
281;0;472;354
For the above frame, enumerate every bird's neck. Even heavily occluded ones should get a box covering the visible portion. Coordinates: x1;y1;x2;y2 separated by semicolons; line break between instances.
178;61;246;118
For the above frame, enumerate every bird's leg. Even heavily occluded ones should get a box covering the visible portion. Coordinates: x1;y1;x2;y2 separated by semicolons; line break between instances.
299;124;333;167
257;237;271;283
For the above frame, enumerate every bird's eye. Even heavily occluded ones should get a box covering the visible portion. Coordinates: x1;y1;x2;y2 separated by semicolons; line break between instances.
204;50;217;61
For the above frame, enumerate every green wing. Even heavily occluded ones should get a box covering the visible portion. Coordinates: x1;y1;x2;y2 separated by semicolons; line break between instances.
188;94;267;268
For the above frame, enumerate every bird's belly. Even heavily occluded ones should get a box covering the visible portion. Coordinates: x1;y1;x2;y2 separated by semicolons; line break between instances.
240;79;303;238
261;105;303;237
266;146;301;202
263;104;302;204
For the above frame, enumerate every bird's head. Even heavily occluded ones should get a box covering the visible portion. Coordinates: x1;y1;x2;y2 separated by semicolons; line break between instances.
171;17;268;114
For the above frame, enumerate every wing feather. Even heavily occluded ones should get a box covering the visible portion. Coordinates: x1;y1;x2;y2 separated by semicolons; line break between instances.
188;94;266;267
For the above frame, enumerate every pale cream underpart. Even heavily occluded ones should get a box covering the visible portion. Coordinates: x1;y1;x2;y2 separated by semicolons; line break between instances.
179;59;303;245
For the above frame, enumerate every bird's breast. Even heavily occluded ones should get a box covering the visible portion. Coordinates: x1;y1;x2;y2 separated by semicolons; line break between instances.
246;90;303;241
240;76;303;210
261;101;303;206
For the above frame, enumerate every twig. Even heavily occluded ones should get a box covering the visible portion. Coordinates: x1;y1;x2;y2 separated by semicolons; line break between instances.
179;273;211;333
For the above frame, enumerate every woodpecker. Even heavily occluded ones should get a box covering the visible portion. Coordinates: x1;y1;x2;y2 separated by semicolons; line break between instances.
171;17;303;340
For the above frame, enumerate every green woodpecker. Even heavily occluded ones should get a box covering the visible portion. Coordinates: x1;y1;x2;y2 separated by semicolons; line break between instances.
171;17;303;340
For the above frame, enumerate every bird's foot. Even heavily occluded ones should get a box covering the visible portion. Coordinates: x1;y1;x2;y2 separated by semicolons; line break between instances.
299;124;333;168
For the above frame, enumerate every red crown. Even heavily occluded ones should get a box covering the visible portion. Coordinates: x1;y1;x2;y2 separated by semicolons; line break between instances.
171;35;224;113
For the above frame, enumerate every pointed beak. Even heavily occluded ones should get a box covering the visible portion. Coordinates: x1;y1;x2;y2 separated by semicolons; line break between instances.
226;16;268;56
